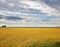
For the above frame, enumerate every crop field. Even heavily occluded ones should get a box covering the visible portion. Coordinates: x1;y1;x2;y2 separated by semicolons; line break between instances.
0;28;60;47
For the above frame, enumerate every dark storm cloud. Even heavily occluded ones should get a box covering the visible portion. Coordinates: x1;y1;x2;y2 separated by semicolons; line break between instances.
5;16;24;21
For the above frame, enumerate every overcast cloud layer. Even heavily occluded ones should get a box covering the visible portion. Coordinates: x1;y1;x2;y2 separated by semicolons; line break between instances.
0;0;60;27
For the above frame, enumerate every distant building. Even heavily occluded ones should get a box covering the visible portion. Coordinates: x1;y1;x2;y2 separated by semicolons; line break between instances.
1;25;6;28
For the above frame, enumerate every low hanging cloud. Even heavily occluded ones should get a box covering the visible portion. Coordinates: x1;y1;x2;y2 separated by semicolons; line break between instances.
0;15;4;19
0;13;60;27
5;16;24;21
0;14;25;21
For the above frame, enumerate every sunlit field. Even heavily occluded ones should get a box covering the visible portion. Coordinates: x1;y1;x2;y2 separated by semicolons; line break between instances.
0;28;60;47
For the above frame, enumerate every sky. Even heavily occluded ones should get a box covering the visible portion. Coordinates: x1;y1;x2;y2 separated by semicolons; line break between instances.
0;0;60;27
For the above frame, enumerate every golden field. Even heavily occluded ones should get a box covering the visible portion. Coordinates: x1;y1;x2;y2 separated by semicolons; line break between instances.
0;28;60;47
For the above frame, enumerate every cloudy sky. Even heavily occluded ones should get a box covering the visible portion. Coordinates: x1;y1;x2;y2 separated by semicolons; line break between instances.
0;0;60;27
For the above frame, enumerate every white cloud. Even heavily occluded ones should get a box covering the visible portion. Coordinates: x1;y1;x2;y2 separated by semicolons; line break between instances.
20;0;60;16
0;0;60;27
0;0;6;3
0;0;60;16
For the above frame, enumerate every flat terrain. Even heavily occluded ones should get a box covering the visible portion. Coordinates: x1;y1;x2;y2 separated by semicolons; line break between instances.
0;28;60;47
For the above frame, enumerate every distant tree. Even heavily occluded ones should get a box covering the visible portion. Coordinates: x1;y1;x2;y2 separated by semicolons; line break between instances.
1;25;6;28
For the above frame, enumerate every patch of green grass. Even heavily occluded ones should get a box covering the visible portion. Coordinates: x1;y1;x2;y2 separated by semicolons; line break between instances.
54;41;60;47
23;40;60;47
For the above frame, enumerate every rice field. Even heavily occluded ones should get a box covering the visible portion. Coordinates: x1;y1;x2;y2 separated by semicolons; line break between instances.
0;28;60;47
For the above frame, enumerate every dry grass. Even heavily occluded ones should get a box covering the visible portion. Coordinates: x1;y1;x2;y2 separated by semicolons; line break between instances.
0;28;60;47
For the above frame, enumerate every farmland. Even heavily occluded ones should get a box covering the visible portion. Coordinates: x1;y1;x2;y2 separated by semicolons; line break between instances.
0;28;60;47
